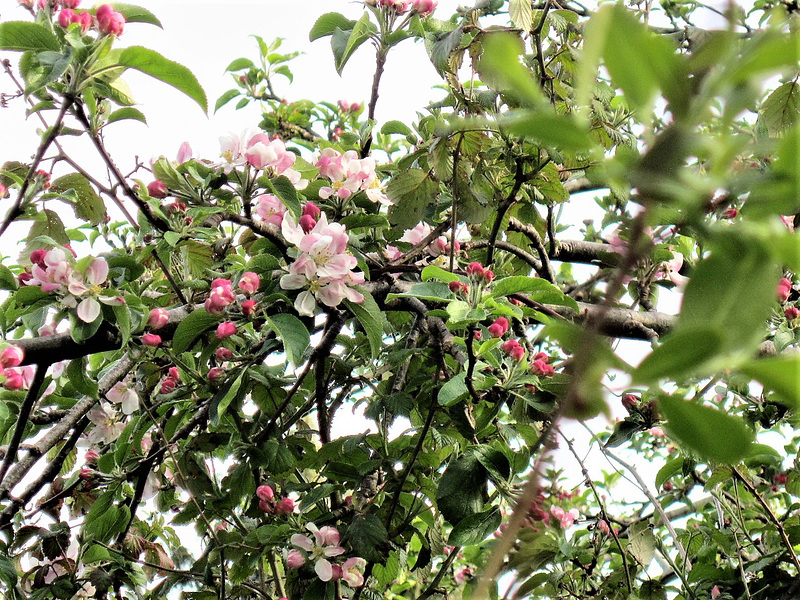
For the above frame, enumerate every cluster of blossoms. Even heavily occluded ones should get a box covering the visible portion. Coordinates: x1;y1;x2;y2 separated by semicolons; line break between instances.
287;524;365;587
524;492;580;530
315;148;388;205
23;248;124;323
364;0;437;16
279;210;365;317
219;131;306;189
41;1;126;37
255;485;295;515
205;273;259;315
337;100;361;113
159;367;181;394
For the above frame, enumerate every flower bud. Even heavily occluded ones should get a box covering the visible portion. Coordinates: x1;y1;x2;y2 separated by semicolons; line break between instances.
238;272;260;295
777;278;793;302
509;344;525;362
147;308;170;329
241;299;257;316
286;549;305;569
501;339;520;354
621;394;638;411
96;4;125;36
147;180;168;199
302;201;322;220
3;370;24;391
722;208;738;219
0;346;24;369
275;497;295;515
141;333;162;347
531;359;554;376
58;8;74;28
216;321;236;339
256;485;275;502
785;306;799;320
207;367;225;384
215;347;234;361
465;262;484;278
84;449;99;463
483;269;495;283
160;378;177;394
299;214;316;234
487;317;509;338
61;0;81;7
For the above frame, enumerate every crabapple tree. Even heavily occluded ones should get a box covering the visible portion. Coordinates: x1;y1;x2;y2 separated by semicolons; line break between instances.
1;1;800;599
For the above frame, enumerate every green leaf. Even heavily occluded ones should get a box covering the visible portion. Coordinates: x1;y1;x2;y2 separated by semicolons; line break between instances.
309;12;355;41
346;514;388;563
268;313;310;368
50;173;107;225
224;57;254;71
107;107;147;126
490;276;579;311
421;265;459;283
633;327;723;384
501;110;593;152
111;302;131;347
66;357;98;397
659;395;754;464
509;0;533;31
679;237;777;355
385;282;452;303
478;32;542;106
269;176;301;218
331;14;375;75
449;507;501;546
0;22;60;52
210;372;245;427
172;308;218;354
386;169;437;231
117;46;207;113
381;120;413;136
343;289;385;360
0;266;18;291
28;209;69;246
436;453;486;525
655;457;683;490
214;89;240;113
439;372;468;407
627;522;656;566
105;3;163;27
739;355;800;410
759;80;800;136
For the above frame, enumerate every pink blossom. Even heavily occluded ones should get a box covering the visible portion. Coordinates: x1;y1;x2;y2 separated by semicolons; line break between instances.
550;506;579;529
205;279;235;314
290;523;346;582
67;257;123;323
238;272;260;295
106;381;139;415
86;402;125;445
219;130;252;173
245;133;296;172
648;426;666;437
711;586;721;599
141;334;161;347
454;567;472;584
340;557;366;587
410;0;437;15
254;194;286;226
657;251;688;287
0;346;24;369
399;222;433;247
216;322;236;339
147;308;170;329
176;142;193;164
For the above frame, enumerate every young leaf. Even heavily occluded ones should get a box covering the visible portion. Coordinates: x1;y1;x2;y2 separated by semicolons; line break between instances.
172;308;219;354
107;107;147;126
104;3;163;27
50;173;107;225
436;453;486;525
117;46;207;113
386;169;437;231
309;12;356;42
449;507;501;546
0;22;60;52
659;395;754;464
509;0;533;31
331;14;376;75
478;32;542;107
343;289;385;360
739;355;800;410
634;326;723;384
759;80;800;136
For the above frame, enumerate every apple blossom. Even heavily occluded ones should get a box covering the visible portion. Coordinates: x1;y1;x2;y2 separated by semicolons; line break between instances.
550;506;579;529
106;381;139;415
254;194;286;226
290;523;346;582
67;257;124;323
147;180;168;198
241;299;257;316
216;347;234;361
245;133;296;172
176;141;193;164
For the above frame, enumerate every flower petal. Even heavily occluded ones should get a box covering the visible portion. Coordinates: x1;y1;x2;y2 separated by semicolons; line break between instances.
315;558;333;582
77;297;101;323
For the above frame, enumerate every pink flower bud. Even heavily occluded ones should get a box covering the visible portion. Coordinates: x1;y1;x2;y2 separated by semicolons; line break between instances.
58;8;74;28
775;473;788;485
722;208;738;219
785;306;799;320
621;394;638;410
160;378;177;394
299;214;316;233
286;549;305;569
258;499;273;513
501;339;520;354
350;102;361;112
241;299;256;316
216;321;236;339
472;330;482;341
466;262;484;278
302;202;321;220
711;586;721;600
275;497;295;515
74;11;92;32
61;0;81;7
778;278;793;302
147;308;170;329
0;346;24;369
18;272;33;286
597;519;610;534
448;281;467;294
238;272;260;295
483;269;495;283
30;248;47;268
488;317;509;338
96;4;125;36
84;449;99;463
147;180;168;199
0;184;7;198
168;367;179;381
208;367;225;384
141;333;162;347
3;370;24;391
256;485;275;502
215;347;234;361
509;344;525;362
531;359;554;376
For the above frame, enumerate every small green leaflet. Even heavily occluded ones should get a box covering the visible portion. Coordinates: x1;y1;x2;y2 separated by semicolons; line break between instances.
268;313;310;368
